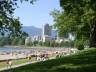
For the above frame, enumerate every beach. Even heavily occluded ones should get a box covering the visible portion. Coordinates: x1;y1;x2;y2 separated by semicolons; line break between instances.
0;52;27;61
0;47;77;61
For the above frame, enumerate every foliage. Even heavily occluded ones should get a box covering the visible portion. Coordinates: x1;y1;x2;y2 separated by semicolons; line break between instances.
0;0;36;37
0;37;26;46
24;40;75;47
38;41;43;46
18;38;25;45
0;37;11;46
43;41;50;47
32;41;39;46
59;41;74;47
77;44;84;50
52;0;96;48
75;40;84;50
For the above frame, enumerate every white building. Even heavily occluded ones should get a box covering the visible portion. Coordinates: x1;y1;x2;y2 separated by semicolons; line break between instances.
42;24;51;36
31;35;42;42
25;37;31;45
42;35;51;42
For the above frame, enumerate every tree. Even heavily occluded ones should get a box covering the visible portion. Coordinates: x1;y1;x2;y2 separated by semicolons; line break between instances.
52;0;96;48
44;41;50;47
38;41;43;46
18;38;25;45
0;37;6;46
33;41;38;46
0;0;36;36
11;37;19;45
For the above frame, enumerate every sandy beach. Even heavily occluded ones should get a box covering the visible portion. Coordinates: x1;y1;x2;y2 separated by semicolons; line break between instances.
0;53;27;61
0;47;77;61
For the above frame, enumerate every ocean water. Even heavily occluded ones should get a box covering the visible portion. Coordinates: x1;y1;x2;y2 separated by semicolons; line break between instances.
0;47;30;52
0;47;68;53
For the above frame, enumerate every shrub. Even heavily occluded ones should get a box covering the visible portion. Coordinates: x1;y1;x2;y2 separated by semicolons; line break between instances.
77;44;84;50
75;40;84;50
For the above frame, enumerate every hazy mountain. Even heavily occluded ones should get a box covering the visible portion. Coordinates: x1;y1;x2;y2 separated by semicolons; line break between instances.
22;26;42;36
22;26;56;37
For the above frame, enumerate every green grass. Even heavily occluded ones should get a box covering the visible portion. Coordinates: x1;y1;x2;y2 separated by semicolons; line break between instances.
0;59;29;68
12;59;29;65
0;62;6;68
0;57;36;68
1;48;96;72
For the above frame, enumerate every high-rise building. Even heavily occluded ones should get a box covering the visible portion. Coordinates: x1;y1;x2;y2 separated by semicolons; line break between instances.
42;24;51;36
42;24;51;42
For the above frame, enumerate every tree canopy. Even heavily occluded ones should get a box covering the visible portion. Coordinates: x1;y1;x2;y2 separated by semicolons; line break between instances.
0;0;36;37
52;0;96;48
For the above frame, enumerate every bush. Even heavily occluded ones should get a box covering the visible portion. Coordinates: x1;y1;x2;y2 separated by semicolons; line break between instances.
77;44;84;50
59;41;74;47
75;40;84;50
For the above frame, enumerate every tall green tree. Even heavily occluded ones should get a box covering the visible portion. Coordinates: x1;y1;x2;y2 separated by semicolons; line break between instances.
52;0;96;48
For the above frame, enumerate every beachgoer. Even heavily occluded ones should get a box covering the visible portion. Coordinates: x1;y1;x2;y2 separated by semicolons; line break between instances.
9;60;12;68
6;59;9;69
27;54;32;63
6;59;12;69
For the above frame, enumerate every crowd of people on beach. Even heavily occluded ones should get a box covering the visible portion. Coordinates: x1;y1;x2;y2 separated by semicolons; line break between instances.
0;48;78;69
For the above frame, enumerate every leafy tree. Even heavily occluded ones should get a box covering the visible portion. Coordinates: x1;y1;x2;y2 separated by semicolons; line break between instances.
38;41;43;46
0;37;6;46
18;38;25;45
33;41;38;46
50;41;57;47
0;37;12;46
52;0;96;48
44;41;50;47
0;0;36;36
75;40;84;50
11;37;19;45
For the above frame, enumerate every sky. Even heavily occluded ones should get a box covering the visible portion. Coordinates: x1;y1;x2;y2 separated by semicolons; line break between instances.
14;0;61;28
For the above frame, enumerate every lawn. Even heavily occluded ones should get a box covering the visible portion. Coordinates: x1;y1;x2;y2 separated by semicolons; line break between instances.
0;58;32;68
0;56;38;69
1;48;96;72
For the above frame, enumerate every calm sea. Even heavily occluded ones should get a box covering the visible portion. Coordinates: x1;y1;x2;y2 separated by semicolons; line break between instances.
0;47;30;52
0;47;67;52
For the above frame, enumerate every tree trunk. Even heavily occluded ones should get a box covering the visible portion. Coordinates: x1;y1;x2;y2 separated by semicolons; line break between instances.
89;32;96;48
89;19;96;48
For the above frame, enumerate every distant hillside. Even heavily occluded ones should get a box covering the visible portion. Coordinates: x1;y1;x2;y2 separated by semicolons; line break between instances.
22;26;56;37
22;26;42;36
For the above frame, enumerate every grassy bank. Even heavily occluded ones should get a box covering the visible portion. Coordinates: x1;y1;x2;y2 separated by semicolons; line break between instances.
1;48;96;72
0;59;29;68
0;57;37;69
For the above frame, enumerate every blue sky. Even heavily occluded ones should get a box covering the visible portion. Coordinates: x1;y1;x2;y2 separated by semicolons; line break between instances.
14;0;61;28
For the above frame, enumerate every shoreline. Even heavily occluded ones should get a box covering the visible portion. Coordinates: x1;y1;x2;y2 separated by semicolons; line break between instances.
0;46;77;61
4;45;74;49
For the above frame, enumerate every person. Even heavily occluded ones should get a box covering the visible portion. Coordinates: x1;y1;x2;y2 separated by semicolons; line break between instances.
6;59;9;69
9;59;12;68
6;59;12;69
27;54;32;63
